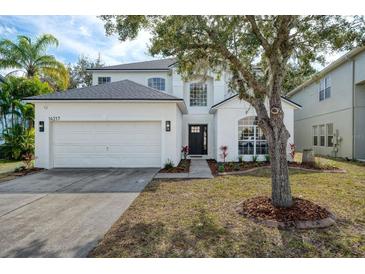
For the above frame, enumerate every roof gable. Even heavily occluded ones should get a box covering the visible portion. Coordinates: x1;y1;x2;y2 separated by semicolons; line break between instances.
210;94;301;113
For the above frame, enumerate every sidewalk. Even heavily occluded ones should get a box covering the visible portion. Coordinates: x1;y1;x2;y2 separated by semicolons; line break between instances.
154;159;213;179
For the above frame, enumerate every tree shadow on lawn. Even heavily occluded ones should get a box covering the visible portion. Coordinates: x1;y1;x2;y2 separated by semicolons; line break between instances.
237;168;316;178
95;208;365;257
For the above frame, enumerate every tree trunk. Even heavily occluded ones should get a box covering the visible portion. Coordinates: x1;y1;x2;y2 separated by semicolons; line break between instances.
268;129;293;208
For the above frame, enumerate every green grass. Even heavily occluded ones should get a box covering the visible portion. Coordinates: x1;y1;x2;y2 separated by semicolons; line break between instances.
0;160;23;175
89;155;365;258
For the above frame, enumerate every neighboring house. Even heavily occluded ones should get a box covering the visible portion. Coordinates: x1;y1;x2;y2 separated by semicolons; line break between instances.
288;47;365;160
26;58;300;169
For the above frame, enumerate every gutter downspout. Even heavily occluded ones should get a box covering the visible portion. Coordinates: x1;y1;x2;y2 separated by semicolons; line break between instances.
352;59;356;160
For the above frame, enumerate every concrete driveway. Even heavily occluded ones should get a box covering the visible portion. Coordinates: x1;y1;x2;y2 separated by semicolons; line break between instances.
0;168;158;258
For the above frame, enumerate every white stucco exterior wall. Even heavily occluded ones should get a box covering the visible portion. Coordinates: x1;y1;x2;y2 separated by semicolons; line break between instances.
33;101;182;169
92;71;173;94
214;97;295;162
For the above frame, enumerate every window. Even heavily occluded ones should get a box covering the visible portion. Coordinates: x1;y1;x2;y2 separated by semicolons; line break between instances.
327;123;334;147
319;125;325;146
190;83;207;106
148;77;165;91
190;126;200;133
313;126;318;146
98;77;111;85
238;116;268;156
319;76;331;101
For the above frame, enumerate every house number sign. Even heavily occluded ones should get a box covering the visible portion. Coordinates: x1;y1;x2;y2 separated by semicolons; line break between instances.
49;116;61;121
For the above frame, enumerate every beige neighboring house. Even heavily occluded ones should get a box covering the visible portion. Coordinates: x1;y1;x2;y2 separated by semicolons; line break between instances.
288;47;365;160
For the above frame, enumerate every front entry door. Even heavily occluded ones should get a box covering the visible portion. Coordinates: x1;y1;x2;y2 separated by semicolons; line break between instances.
189;124;208;155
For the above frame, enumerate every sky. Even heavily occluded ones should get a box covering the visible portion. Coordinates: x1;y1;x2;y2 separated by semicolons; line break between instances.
0;15;345;76
0;15;154;75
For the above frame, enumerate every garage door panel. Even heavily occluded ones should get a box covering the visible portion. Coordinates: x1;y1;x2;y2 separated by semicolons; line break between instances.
52;121;161;167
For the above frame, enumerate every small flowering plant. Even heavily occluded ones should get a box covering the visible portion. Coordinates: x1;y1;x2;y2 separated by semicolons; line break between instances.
181;145;189;160
289;143;296;161
219;145;228;163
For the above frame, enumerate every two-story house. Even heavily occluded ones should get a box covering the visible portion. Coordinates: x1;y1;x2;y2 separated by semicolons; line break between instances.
288;46;365;160
26;58;300;169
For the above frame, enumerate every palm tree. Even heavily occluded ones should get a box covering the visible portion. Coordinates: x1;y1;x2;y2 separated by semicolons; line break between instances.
0;34;69;90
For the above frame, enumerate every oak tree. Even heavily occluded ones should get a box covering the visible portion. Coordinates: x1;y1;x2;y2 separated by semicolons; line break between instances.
100;15;365;207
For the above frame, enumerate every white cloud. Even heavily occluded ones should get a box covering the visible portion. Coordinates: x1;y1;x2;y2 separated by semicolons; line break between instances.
79;25;91;37
1;15;154;66
0;25;16;35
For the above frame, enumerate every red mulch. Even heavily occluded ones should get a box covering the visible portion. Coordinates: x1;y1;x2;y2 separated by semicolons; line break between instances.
159;159;190;173
289;161;339;170
13;167;44;176
239;196;331;222
207;160;340;175
207;159;218;176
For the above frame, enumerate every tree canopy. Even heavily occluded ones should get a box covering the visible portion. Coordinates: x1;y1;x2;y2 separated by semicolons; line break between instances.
99;16;365;207
0;34;69;90
68;55;105;89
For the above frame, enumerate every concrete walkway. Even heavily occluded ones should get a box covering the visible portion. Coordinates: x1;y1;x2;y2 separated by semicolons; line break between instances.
154;159;213;179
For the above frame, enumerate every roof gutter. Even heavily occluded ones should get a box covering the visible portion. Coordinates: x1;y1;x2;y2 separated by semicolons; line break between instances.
24;99;189;114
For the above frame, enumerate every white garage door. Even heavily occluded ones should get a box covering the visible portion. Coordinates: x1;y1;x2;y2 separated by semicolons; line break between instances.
52;121;161;168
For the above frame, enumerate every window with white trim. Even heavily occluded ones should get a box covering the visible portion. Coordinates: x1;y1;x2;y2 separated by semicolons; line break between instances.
148;77;165;91
190;83;207;106
319;76;331;101
238;116;268;156
98;76;111;85
319;125;325;146
327;123;334;147
313;126;318;146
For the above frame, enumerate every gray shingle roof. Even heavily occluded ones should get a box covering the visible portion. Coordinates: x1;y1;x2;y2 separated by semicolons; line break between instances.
88;58;177;71
25;79;183;101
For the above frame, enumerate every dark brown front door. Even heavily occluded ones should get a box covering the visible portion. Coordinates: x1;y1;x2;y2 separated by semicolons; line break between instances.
189;124;208;155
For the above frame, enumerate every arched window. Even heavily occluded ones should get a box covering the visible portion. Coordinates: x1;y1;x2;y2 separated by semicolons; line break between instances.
148;77;165;91
238;116;268;156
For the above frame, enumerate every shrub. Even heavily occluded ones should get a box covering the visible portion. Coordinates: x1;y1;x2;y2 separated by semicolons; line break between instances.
252;155;258;162
238;156;243;163
234;163;240;171
218;165;225;173
22;152;35;170
289;143;296;160
164;159;174;169
219;145;228;163
265;154;270;163
1;125;35;160
181;145;189;160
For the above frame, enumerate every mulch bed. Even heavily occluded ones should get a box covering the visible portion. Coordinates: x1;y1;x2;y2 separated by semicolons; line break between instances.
12;167;44;176
237;196;336;229
289;161;339;170
159;159;190;173
207;160;341;176
207;159;219;176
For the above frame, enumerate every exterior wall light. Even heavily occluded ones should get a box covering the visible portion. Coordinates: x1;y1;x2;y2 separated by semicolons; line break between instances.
39;121;45;132
166;121;171;132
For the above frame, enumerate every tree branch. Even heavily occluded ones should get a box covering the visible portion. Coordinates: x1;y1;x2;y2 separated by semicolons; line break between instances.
245;16;271;52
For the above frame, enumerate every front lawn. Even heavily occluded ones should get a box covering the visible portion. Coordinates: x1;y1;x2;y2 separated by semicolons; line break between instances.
90;156;365;258
0;159;24;174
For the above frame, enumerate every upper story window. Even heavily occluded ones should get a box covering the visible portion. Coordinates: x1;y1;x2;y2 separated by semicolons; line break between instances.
148;77;165;91
98;77;111;85
190;83;207;107
319;76;331;101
